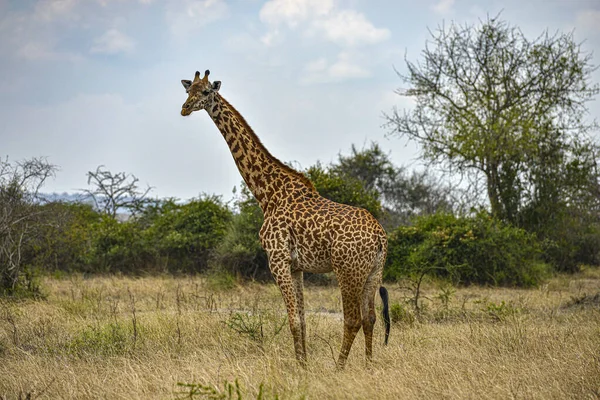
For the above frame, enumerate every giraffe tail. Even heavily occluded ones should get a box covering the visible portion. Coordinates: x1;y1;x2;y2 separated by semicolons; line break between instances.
379;286;390;345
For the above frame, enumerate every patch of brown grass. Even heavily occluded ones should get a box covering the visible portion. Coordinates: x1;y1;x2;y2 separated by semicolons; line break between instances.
1;270;599;399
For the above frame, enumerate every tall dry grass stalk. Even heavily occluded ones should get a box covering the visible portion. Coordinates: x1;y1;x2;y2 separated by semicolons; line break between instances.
1;270;599;399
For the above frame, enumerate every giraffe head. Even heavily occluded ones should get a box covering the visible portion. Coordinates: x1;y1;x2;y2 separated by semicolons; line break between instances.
180;70;221;116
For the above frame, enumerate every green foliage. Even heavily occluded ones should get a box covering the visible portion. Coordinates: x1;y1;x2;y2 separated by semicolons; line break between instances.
332;143;398;193
88;215;149;273
29;202;100;272
142;196;232;273
437;284;456;311
476;299;521;322
7;201;100;295
388;16;599;223
212;189;269;280
387;16;600;272
224;311;286;346
524;206;600;272
83;196;231;274
389;302;414;324
205;270;237;291
331;143;452;228
306;162;382;218
68;321;134;357
386;213;551;286
1;157;56;296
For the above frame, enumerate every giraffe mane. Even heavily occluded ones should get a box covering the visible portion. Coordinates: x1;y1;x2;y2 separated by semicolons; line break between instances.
218;94;317;193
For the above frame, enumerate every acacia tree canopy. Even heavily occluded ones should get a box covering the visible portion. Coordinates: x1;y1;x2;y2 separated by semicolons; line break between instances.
386;16;600;224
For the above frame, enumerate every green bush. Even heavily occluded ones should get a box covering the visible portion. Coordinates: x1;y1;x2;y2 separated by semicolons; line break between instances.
29;202;100;272
85;196;231;274
535;212;600;273
141;196;232;273
88;215;149;273
389;302;414;324
306;163;382;219
67;321;134;357
212;192;269;280
385;213;551;287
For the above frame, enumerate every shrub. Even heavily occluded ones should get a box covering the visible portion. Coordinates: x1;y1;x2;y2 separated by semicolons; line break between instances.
28;202;100;272
306;163;382;219
536;212;600;273
88;215;149;273
212;193;269;280
205;270;237;291
385;213;551;287
389;302;414;324
143;196;232;273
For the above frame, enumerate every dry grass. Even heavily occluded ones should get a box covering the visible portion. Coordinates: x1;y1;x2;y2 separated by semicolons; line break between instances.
1;269;599;399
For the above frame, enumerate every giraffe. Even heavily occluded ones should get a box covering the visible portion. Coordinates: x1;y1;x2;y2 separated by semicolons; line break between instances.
180;70;391;369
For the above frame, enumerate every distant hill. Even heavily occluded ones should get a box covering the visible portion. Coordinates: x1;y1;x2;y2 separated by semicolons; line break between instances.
40;192;133;221
41;192;92;203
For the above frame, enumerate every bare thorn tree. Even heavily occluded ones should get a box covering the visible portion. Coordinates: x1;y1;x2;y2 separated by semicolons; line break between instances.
82;166;153;218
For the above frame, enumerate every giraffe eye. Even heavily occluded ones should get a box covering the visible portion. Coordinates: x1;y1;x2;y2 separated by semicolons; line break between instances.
202;90;210;95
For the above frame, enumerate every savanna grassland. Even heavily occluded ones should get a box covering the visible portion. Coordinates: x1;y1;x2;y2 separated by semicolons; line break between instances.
1;270;599;400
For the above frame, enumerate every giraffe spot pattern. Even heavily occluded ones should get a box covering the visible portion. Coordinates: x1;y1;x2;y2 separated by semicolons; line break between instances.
180;72;388;368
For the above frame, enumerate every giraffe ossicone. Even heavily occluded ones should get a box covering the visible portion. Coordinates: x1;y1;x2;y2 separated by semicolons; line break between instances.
179;69;391;368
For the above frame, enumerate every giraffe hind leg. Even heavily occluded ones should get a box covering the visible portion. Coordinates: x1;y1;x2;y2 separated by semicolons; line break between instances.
292;270;307;361
361;267;380;364
336;286;362;370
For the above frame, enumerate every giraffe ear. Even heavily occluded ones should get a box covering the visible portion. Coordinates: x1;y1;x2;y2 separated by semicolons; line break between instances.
212;81;221;92
181;80;192;91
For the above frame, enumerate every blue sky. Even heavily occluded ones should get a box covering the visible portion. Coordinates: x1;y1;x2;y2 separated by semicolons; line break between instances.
1;0;599;201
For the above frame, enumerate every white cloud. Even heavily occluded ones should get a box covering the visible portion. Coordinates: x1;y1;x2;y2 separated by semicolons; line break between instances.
328;53;370;79
259;0;334;28
166;0;229;37
10;27;82;62
302;52;369;83
0;0;83;62
315;10;390;46
431;0;454;15
259;0;389;48
261;29;284;46
305;57;328;73
91;29;135;54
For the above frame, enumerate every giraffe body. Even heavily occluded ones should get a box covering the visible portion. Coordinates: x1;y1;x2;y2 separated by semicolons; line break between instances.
180;70;390;368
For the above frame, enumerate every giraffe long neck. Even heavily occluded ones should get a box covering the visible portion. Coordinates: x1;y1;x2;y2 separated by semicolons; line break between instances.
206;94;316;212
